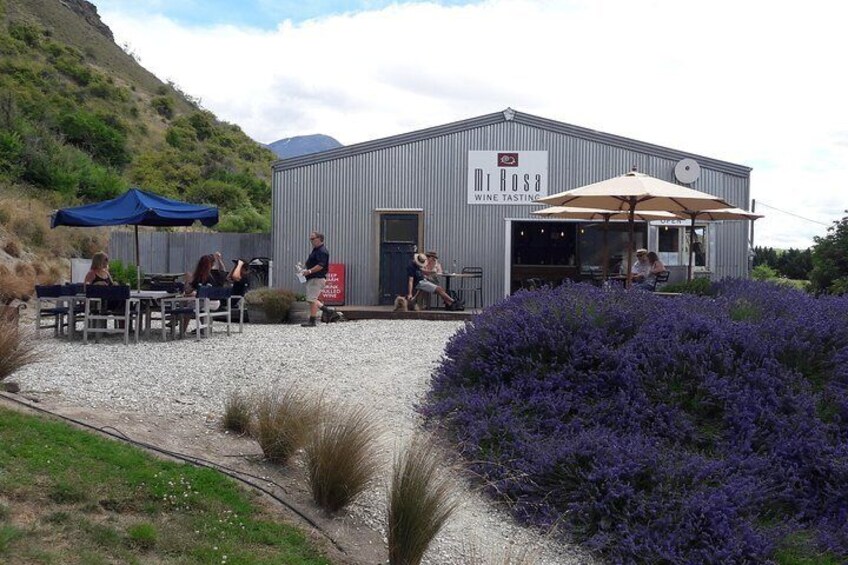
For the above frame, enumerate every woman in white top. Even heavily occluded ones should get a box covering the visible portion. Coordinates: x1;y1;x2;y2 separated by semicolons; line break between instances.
424;251;443;283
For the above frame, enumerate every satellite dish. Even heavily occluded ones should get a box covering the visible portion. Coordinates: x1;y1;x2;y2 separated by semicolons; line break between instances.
674;158;700;184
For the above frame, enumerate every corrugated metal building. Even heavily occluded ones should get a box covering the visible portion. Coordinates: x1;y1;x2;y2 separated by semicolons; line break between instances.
271;109;752;306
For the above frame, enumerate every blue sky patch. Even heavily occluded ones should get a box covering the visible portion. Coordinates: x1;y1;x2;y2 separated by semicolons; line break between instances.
97;0;481;28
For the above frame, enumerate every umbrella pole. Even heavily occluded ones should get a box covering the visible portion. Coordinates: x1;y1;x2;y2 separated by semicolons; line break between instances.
687;216;696;282
626;204;635;289
602;216;610;281
134;225;141;291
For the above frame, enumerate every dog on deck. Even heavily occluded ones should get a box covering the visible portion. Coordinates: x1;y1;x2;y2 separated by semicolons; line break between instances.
393;295;422;312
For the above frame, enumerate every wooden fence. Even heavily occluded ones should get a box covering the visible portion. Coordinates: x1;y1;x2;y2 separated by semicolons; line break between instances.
109;231;272;275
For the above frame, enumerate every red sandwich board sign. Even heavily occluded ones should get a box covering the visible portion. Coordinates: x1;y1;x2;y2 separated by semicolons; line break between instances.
319;263;345;305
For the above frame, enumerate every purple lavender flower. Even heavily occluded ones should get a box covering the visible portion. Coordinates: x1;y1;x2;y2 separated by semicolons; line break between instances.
423;280;848;563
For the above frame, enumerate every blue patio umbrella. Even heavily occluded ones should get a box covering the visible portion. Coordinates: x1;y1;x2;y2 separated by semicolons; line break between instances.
51;188;219;288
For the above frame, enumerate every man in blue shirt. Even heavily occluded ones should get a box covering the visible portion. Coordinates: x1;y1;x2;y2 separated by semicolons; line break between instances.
299;231;337;327
406;253;462;310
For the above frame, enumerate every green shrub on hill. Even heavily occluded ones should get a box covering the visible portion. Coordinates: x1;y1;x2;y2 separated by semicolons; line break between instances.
8;22;40;47
58;109;129;167
0;130;23;178
128;148;200;197
218;206;271;233
185;179;246;210
150;95;174;119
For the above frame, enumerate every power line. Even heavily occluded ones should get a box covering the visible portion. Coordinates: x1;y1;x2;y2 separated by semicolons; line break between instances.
755;201;831;227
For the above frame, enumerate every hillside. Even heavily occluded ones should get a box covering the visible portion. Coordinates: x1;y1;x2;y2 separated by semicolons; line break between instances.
0;0;277;239
267;134;342;159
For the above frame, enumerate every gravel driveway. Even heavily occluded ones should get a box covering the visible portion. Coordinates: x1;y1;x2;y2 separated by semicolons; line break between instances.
13;320;597;565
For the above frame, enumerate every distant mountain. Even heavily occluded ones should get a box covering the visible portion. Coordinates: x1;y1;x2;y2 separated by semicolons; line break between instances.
267;134;342;159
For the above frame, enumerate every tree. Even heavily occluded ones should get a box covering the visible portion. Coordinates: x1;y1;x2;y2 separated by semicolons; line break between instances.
753;246;812;280
809;214;848;294
753;246;779;270
776;248;812;280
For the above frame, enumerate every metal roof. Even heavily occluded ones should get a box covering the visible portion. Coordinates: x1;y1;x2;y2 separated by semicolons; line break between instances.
272;108;752;177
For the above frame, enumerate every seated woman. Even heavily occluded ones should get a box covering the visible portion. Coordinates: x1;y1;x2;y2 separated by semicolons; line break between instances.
180;253;226;333
185;253;227;291
84;252;114;286
84;252;125;325
424;251;443;283
637;252;667;291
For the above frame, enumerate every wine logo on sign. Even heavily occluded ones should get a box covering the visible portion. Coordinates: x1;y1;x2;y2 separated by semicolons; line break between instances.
498;153;519;167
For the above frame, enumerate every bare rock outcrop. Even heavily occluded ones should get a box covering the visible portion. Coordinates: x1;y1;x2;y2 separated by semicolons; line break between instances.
59;0;113;41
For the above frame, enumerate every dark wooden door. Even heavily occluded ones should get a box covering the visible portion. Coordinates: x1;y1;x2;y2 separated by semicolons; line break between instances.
379;214;419;305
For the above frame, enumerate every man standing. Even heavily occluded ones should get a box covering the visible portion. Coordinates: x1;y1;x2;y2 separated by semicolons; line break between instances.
300;231;336;327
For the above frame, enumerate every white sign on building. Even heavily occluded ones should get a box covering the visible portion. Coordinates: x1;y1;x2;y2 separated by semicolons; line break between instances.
467;151;548;205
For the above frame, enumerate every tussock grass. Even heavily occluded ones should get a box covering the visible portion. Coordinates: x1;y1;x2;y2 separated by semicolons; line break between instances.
0;259;65;303
222;391;253;435
0;266;33;303
254;387;322;465
13;262;35;279
0;319;38;381
3;239;21;258
387;435;458;565
305;404;381;513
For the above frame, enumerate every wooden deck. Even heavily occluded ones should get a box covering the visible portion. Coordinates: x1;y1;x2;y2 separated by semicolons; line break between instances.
336;305;476;321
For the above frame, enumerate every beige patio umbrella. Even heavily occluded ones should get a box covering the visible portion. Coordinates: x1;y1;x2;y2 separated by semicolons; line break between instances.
674;207;764;281
537;168;734;287
531;206;678;279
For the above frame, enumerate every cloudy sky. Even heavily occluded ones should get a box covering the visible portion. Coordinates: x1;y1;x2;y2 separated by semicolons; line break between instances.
96;0;847;249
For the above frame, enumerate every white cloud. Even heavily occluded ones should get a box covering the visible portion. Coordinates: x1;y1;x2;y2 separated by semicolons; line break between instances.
100;0;848;248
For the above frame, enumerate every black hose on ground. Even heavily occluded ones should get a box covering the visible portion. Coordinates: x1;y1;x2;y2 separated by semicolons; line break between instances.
0;392;349;557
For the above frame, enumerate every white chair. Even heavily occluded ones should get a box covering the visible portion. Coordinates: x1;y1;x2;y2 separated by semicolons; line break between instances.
160;286;233;341
204;286;234;336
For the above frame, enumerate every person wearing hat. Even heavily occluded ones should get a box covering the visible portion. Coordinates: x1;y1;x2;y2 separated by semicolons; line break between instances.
407;252;462;311
631;248;651;283
424;250;443;284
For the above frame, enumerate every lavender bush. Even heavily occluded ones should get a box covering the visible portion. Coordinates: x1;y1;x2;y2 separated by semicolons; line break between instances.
423;280;848;563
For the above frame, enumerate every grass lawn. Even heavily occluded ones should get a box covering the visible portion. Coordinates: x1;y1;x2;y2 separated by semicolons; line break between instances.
0;406;333;564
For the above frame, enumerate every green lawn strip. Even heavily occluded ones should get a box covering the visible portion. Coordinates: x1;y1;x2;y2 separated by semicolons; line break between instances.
0;406;332;564
774;531;842;565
